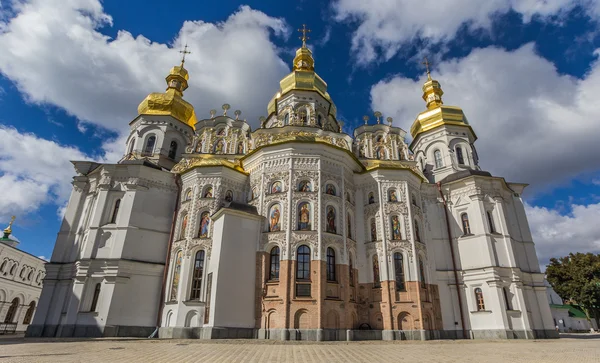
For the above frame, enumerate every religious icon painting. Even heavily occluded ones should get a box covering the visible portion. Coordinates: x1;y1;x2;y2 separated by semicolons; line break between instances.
216;128;225;136
389;189;398;202
170;250;182;301
203;186;213;198
325;184;336;196
298;202;311;231
391;215;402;240
180;214;188;239
298;180;311;192
199;212;210;238
368;192;375;204
326;206;336;234
269;204;281;232
237;142;244;154
184;189;192;201
225;190;233;202
214;139;225;154
271;181;282;194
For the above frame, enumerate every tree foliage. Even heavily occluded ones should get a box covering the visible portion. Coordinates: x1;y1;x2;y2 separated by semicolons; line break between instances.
546;252;600;329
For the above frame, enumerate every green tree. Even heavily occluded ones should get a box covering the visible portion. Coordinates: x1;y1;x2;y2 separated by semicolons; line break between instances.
546;253;600;329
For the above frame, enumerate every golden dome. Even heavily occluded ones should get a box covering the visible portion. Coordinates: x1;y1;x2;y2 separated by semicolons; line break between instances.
410;69;475;140
267;27;337;117
137;62;197;128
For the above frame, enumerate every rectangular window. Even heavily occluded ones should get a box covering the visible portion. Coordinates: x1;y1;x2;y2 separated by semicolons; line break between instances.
296;283;311;297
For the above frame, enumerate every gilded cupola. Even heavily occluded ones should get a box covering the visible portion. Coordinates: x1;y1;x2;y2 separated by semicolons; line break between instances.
267;25;337;118
410;58;474;140
137;47;198;128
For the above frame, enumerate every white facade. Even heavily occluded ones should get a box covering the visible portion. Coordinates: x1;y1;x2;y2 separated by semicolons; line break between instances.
29;44;557;340
0;225;46;333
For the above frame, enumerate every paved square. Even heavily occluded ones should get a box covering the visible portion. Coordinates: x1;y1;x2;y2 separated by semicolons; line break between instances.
1;335;599;363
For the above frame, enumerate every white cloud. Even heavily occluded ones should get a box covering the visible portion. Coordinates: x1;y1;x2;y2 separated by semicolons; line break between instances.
0;0;290;133
332;0;600;65
0;126;94;221
370;44;600;191
526;202;600;268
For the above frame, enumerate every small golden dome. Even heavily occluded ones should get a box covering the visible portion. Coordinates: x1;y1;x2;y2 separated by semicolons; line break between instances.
137;61;196;128
410;62;474;140
266;26;337;118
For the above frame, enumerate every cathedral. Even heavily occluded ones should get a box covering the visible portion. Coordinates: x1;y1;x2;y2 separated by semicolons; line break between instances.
27;32;557;341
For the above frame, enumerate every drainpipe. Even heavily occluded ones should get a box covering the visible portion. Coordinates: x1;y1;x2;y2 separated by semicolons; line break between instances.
436;181;467;339
150;173;181;337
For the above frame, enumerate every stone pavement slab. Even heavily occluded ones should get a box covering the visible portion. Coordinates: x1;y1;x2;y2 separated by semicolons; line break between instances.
1;336;599;363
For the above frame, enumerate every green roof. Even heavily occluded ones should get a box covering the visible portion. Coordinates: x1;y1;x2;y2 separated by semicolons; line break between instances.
551;304;588;318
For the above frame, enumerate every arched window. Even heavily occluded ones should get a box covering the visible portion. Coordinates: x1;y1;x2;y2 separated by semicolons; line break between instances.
128;138;135;155
269;246;280;280
434;149;443;169
326;247;336;282
372;254;381;288
190;250;205;300
0;260;6;272
10;264;16;275
110;199;120;224
487;211;496;233
284;113;290;125
419;257;426;289
461;213;471;235
317;114;322;127
414;220;421;241
179;213;188;239
4;298;19;323
237;141;244;154
296;246;310;281
144;135;156;155
298;180;311;192
184;189;192;201
475;288;485;311
168;140;178;159
90;283;101;312
456;146;465;165
170;250;182;301
394;253;405;291
349;257;355;287
23;301;36;325
271;181;283;194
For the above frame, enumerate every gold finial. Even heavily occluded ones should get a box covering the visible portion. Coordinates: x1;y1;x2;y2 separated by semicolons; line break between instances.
298;24;311;48
222;103;230;116
4;216;15;235
374;111;382;124
362;115;369;125
234;110;241;120
179;44;191;66
386;117;393;126
422;57;432;81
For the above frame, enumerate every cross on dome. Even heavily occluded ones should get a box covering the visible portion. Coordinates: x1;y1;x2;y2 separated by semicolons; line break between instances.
298;24;311;48
422;57;432;80
179;44;191;66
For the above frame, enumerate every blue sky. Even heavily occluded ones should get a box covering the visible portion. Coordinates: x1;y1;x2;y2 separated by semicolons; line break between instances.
0;0;599;265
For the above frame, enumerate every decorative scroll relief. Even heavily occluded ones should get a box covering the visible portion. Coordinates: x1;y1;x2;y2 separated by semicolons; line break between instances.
290;232;319;259
293;170;319;189
383;202;408;215
187;238;213;258
322;234;345;260
365;241;384;257
263;171;290;194
363;203;380;219
260;232;287;256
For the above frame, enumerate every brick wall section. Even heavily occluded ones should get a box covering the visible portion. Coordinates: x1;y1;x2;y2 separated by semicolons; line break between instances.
255;253;442;331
